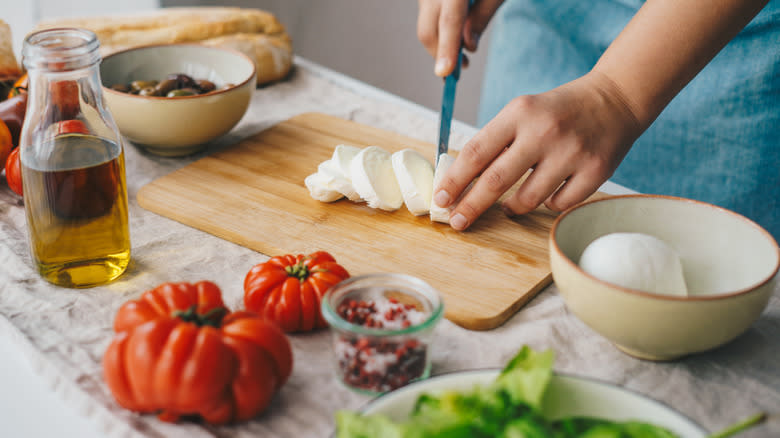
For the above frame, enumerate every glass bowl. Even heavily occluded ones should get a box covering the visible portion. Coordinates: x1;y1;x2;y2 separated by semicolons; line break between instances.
321;273;444;395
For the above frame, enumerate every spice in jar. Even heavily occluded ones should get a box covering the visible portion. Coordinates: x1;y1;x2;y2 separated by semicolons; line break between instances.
335;296;429;393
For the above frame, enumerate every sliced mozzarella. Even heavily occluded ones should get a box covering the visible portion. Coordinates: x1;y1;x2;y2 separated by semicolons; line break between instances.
318;159;361;201
391;149;434;216
579;232;688;297
332;144;362;175
350;146;403;211
304;171;344;202
430;153;456;223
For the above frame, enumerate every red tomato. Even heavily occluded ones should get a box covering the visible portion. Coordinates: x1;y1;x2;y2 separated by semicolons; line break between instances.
49;80;80;119
0;120;11;170
113;281;227;333
5;147;21;196
104;281;293;424
56;119;89;135
244;251;350;332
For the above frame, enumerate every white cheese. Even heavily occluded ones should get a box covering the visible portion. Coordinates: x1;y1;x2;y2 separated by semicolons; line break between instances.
332;144;362;176
318;159;361;201
579;232;688;296
391;149;435;216
430;153;456;223
350;146;404;211
304;171;343;202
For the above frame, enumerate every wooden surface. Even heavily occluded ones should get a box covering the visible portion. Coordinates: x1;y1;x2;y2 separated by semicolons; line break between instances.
137;112;560;330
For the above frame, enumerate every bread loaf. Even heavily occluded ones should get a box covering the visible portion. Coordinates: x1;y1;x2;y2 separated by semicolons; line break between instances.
0;20;21;81
35;7;293;86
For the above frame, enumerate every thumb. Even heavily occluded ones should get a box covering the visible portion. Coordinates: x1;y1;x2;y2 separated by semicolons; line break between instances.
463;0;504;51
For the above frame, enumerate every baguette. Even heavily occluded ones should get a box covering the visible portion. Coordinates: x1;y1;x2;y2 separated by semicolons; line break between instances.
35;7;293;85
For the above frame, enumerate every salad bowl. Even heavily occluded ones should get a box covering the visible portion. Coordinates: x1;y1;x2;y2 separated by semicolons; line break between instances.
359;369;707;437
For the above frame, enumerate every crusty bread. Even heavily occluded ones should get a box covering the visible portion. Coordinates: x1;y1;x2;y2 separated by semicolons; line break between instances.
0;20;21;81
35;7;293;85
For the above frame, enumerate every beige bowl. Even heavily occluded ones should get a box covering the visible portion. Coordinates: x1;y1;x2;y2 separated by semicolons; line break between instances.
550;195;778;361
100;44;256;157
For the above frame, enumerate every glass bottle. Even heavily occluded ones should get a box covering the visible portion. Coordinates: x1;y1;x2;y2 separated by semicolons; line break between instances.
20;28;131;288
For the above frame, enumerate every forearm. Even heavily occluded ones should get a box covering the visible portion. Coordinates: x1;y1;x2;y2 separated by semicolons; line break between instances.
593;0;770;128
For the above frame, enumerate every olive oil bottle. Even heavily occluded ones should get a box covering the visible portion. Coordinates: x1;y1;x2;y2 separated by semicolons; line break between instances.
20;29;130;288
22;135;130;287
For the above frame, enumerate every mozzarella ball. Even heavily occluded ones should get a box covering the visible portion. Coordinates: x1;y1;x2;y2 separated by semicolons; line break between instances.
578;232;688;296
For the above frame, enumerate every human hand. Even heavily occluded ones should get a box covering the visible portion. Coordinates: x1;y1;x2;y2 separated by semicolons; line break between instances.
433;71;645;231
417;0;504;76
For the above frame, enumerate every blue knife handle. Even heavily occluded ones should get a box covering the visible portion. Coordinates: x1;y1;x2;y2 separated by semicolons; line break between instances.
436;0;475;166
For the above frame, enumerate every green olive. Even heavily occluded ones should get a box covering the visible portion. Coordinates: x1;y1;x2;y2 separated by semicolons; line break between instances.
130;80;159;92
166;88;197;97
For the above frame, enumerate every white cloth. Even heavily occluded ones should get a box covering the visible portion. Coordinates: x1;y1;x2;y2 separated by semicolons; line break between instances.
0;61;777;438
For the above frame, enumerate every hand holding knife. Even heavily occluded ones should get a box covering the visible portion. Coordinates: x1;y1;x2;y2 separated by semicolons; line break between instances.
436;0;475;167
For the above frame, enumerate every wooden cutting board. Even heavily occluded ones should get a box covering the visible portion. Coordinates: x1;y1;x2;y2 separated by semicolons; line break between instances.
138;112;561;330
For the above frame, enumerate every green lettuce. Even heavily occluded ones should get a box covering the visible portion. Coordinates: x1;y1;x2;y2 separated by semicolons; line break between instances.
335;346;678;438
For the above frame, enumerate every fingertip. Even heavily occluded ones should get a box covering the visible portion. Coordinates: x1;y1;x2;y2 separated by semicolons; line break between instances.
433;190;451;208
449;212;469;231
435;57;452;77
500;203;516;217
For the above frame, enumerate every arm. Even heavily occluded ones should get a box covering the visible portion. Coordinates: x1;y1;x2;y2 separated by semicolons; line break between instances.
431;0;770;231
595;0;770;128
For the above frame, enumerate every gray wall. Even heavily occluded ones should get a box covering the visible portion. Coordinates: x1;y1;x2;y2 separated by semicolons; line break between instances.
161;0;492;126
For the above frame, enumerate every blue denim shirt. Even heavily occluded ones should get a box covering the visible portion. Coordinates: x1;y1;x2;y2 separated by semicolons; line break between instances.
479;0;779;240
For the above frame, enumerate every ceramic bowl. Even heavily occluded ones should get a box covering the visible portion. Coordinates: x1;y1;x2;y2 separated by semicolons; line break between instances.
100;44;256;156
360;370;707;437
549;194;779;361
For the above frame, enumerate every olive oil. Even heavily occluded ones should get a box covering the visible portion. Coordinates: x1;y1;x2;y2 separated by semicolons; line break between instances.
22;134;130;287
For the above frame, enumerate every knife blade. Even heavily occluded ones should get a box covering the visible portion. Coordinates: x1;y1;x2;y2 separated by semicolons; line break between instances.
436;57;462;167
435;0;474;167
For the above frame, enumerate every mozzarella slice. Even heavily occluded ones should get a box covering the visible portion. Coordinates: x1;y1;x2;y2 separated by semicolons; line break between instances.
318;159;361;201
332;144;361;175
304;171;344;202
350;146;403;211
430;154;456;223
579;232;688;297
391;149;434;216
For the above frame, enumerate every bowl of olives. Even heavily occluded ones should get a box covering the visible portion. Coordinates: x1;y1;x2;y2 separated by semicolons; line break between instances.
101;44;256;156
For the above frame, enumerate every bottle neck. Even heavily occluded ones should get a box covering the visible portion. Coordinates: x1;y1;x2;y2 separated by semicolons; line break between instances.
19;28;120;151
22;28;101;73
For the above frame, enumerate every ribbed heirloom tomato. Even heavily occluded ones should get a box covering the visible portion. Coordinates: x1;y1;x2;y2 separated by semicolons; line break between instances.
244;251;350;332
103;281;293;424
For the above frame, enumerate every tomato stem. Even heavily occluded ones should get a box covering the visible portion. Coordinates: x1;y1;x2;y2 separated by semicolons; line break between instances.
172;305;228;327
285;261;311;281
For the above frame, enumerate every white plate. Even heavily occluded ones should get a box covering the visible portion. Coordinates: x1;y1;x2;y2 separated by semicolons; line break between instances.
361;370;707;438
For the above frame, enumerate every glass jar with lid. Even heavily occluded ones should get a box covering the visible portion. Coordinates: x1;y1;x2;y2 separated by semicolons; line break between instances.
20;28;130;288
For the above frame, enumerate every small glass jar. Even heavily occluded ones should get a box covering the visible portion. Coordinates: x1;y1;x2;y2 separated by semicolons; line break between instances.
19;28;130;288
321;273;444;395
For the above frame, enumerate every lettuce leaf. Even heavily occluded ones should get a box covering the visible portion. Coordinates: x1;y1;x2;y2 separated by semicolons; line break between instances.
335;346;679;438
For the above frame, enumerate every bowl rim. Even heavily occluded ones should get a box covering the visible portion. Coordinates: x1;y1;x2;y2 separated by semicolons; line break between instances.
100;42;257;101
549;193;780;302
356;368;707;435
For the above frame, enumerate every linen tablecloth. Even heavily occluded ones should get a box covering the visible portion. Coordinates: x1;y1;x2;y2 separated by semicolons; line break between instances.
0;60;778;438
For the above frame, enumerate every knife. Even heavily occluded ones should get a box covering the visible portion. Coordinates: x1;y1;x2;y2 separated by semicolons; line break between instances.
436;0;474;167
